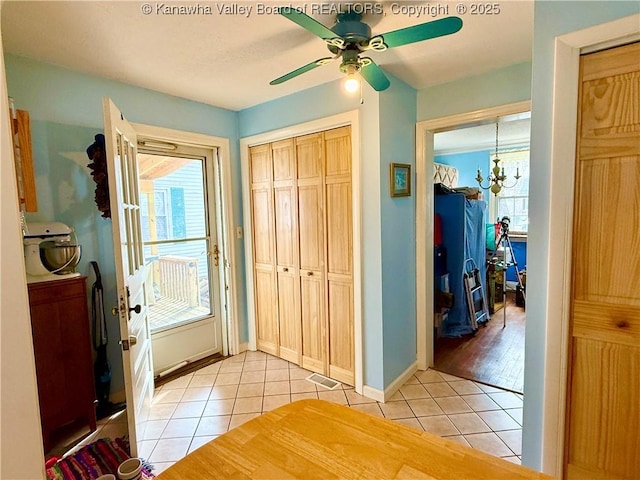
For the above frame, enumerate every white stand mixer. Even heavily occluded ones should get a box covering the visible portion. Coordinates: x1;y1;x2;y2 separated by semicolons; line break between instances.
23;222;82;283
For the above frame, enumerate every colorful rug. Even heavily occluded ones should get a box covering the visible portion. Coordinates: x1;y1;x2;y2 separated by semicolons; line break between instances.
46;437;154;480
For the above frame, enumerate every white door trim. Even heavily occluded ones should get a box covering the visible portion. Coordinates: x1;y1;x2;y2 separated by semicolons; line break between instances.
131;122;238;356
540;13;640;476
239;110;363;394
414;100;531;371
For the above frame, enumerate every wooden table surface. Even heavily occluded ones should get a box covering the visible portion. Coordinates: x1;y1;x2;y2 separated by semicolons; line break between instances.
157;399;553;479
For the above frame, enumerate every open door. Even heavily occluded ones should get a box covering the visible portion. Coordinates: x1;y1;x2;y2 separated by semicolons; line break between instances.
103;97;154;457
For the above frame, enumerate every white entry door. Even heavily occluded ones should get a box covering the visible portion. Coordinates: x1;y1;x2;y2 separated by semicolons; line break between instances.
103;97;153;457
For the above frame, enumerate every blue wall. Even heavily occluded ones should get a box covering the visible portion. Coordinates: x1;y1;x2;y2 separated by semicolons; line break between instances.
5;54;244;397
525;1;640;471
379;74;418;386
418;62;532;122
435;150;491;188
238;80;366;138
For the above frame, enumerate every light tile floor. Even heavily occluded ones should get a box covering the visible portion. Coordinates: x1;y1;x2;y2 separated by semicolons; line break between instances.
91;351;524;475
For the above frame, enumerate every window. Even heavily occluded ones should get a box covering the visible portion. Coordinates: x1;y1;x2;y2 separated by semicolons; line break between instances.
141;190;171;241
491;149;529;234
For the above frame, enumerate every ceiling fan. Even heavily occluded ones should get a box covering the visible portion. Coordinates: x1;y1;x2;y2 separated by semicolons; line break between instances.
270;8;463;92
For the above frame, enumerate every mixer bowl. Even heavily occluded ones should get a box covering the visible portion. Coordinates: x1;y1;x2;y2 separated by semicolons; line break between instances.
40;244;82;274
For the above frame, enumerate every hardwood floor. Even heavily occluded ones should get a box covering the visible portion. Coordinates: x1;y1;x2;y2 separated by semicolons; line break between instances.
434;293;525;393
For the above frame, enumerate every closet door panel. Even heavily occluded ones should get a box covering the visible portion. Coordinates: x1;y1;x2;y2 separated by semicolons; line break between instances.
296;133;323;180
274;187;297;267
277;269;300;363
250;144;272;183
326;182;352;275
300;273;325;373
573;157;640;306
254;267;278;355
296;133;326;374
252;188;273;265
324;126;354;384
324;126;351;177
250;145;278;357
272;139;295;182
328;279;354;385
272;139;301;362
298;185;324;271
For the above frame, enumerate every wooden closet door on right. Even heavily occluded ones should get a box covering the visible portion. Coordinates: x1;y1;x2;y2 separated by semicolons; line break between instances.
566;41;640;479
324;127;354;385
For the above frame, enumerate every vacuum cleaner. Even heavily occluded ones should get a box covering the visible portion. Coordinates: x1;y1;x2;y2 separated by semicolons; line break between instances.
91;261;126;419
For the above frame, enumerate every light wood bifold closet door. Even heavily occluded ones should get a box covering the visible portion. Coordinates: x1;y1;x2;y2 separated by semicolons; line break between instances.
249;126;354;385
566;41;640;479
250;144;278;356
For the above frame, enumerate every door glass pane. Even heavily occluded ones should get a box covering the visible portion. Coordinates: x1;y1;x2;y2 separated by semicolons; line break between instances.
138;153;212;332
143;239;211;331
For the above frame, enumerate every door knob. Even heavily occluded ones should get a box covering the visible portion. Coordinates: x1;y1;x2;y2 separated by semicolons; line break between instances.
112;303;141;316
283;267;289;272
120;335;138;351
307;271;313;276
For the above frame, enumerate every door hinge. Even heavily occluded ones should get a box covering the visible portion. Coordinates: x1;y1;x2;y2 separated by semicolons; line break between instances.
212;244;220;267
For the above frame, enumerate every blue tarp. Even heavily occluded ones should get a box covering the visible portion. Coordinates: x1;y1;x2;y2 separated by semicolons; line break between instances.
435;193;487;337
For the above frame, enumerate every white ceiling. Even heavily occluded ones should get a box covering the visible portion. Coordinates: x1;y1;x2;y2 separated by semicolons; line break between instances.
1;1;534;111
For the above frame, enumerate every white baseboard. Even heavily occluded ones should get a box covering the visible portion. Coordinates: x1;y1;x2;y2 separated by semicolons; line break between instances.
383;361;418;402
362;385;385;403
363;361;418;403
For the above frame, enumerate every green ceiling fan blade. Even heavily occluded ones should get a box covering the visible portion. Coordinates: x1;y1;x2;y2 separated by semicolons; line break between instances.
360;59;390;91
380;16;463;49
278;7;338;40
270;58;334;85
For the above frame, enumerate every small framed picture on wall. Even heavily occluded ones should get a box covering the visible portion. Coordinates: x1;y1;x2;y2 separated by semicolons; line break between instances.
390;163;411;197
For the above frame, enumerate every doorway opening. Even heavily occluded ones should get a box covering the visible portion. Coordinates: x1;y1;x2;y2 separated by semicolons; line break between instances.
137;142;225;378
431;113;530;393
415;101;531;396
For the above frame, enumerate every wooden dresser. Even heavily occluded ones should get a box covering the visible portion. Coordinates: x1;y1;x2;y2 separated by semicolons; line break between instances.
28;276;97;452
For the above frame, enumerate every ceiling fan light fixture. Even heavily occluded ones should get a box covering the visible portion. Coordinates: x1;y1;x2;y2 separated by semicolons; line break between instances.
344;73;360;93
343;62;360;93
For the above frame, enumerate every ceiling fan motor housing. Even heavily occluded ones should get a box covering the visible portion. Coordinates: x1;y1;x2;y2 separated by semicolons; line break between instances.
331;12;371;44
339;50;362;73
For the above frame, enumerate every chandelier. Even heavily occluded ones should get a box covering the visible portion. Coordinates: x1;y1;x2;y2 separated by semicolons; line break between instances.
476;121;521;195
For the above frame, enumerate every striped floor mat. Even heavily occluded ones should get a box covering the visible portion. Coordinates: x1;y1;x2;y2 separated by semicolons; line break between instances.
46;437;154;480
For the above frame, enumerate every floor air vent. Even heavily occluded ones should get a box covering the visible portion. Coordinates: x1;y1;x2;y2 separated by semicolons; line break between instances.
306;373;341;390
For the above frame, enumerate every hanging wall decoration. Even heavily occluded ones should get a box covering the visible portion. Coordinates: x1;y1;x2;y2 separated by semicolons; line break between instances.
86;133;111;218
390;162;411;197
